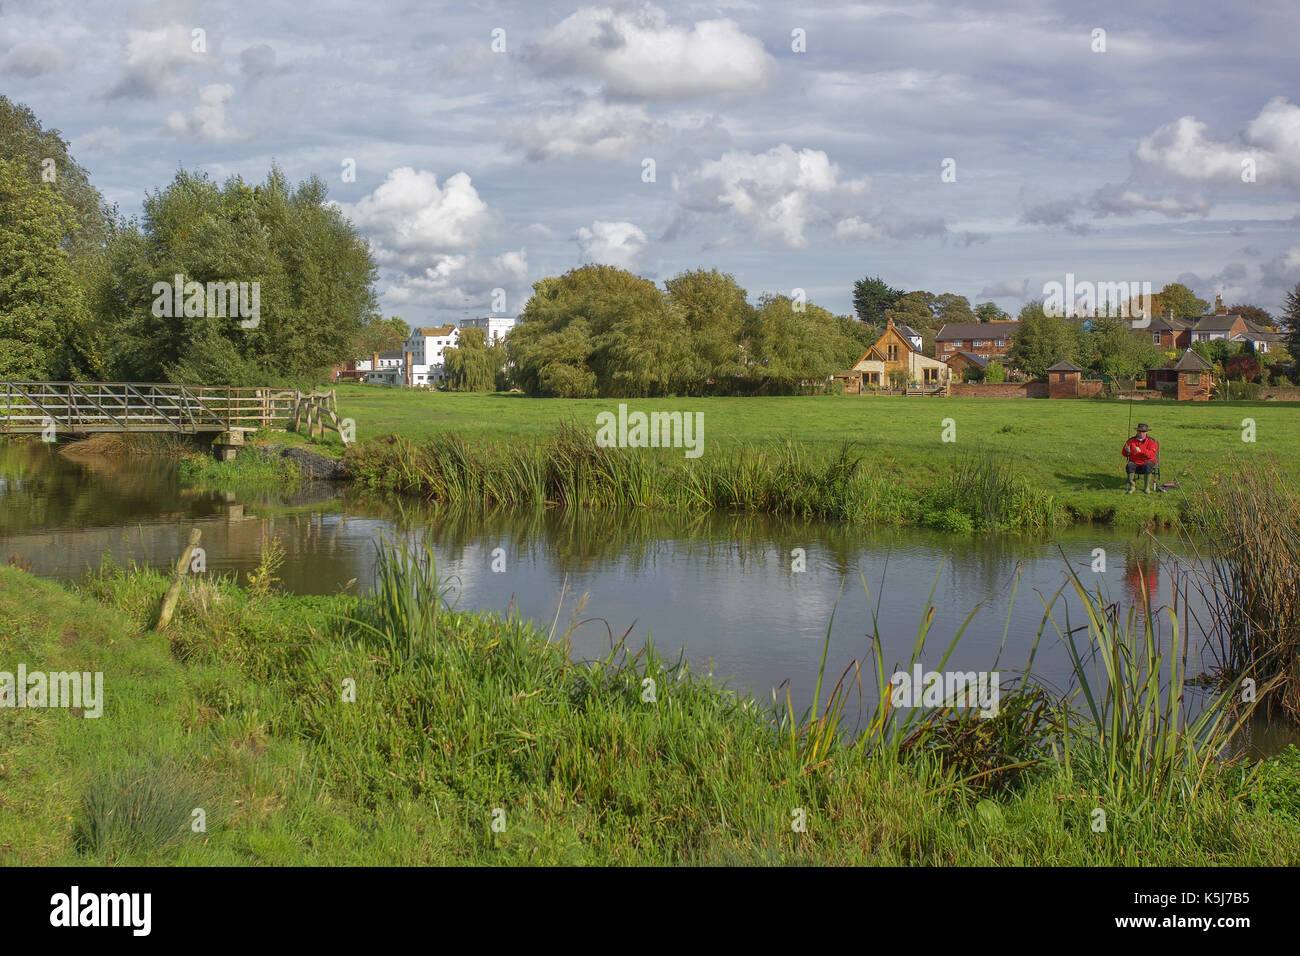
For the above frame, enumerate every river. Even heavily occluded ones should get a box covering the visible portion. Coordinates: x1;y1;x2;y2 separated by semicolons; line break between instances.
1;440;1290;751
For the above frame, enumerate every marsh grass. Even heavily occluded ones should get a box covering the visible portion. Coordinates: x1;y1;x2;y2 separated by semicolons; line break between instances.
75;763;209;860
346;426;1064;531
1048;568;1251;811
1180;464;1300;721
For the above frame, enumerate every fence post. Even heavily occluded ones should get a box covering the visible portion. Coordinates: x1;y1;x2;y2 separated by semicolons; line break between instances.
156;528;202;630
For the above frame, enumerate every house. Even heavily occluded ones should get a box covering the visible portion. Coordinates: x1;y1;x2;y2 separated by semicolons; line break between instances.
364;350;406;386
1231;320;1285;354
458;315;517;345
1046;360;1084;398
935;321;1016;363
944;351;989;380
402;324;460;385
1146;349;1215;401
850;316;951;390
1146;312;1192;349
1146;297;1268;350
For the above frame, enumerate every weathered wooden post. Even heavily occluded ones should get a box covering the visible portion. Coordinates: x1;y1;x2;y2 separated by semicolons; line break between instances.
156;528;202;630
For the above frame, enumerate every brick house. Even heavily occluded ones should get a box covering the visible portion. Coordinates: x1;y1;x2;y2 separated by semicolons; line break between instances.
1046;360;1084;398
935;321;1017;363
945;351;989;380
1147;349;1215;401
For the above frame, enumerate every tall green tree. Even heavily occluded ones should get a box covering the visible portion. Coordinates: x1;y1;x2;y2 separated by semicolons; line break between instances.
744;295;844;393
1007;300;1081;377
1079;315;1163;380
852;275;904;326
933;293;975;325
507;265;685;398
975;301;1009;323
0;158;87;378
664;268;751;393
442;326;502;391
92;166;376;384
1228;303;1274;328
1283;282;1300;375
1155;282;1209;317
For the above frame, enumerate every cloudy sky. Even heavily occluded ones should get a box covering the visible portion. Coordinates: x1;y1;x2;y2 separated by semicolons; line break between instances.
4;0;1299;325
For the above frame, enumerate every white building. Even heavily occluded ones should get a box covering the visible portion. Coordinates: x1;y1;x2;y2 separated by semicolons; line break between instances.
458;315;516;346
401;324;460;385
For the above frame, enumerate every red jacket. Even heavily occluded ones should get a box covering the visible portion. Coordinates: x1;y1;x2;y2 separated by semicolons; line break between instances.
1122;435;1159;465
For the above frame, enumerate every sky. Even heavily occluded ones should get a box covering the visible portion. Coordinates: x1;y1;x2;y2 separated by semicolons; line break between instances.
3;0;1299;326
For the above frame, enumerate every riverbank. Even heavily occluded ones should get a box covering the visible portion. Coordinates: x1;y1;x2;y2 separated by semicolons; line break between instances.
332;388;1300;530
2;557;1297;865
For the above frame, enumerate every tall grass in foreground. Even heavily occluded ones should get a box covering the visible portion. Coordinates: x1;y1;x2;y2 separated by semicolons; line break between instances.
1181;464;1300;721
345;425;1065;531
1048;569;1252;811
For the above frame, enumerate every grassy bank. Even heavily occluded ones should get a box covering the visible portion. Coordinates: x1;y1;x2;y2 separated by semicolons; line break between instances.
2;547;1298;866
334;387;1300;529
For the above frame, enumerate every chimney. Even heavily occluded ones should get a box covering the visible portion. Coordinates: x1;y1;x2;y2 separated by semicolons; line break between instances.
1164;308;1174;321
404;350;413;387
371;351;379;370
1214;294;1226;315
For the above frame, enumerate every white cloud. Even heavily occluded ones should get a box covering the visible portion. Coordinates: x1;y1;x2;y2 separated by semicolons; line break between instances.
674;145;869;247
574;220;648;269
1092;184;1211;218
833;217;883;242
347;167;491;268
385;249;529;310
535;5;774;99
166;83;236;140
70;126;122;155
513;100;661;160
109;23;211;98
2;40;66;77
1137;98;1300;190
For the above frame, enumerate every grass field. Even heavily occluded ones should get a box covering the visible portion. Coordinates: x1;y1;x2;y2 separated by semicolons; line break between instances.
329;385;1300;528
4;555;1299;867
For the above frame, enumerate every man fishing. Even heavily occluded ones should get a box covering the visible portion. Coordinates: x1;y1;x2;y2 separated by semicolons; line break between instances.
1121;422;1159;494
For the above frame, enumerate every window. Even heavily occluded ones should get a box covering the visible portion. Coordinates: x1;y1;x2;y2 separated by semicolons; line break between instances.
995;339;1007;348
973;339;989;347
1152;332;1161;344
888;344;898;361
1186;373;1200;386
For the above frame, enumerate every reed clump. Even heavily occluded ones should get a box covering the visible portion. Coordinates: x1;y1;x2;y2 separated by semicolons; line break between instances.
1183;464;1300;721
345;426;1065;530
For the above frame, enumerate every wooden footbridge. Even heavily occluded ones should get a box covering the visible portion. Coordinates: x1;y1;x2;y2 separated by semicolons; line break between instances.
0;382;351;450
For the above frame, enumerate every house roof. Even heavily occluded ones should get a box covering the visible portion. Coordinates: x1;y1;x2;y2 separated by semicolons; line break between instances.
1191;315;1240;333
946;351;988;368
1148;314;1192;331
378;350;404;360
1172;349;1214;372
896;325;923;341
414;324;458;337
1047;360;1083;372
936;321;1017;340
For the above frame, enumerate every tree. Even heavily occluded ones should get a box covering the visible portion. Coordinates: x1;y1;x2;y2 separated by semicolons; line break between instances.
1155;282;1209;317
355;314;408;357
1283;283;1300;372
91;166;376;384
933;293;975;325
745;295;845;393
1079;315;1163;380
975;301;1009;323
0;158;86;378
852;275;904;326
507;265;685;397
1229;304;1274;328
443;326;501;391
1006;300;1080;377
984;361;1005;383
1225;353;1260;382
664;269;751;393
